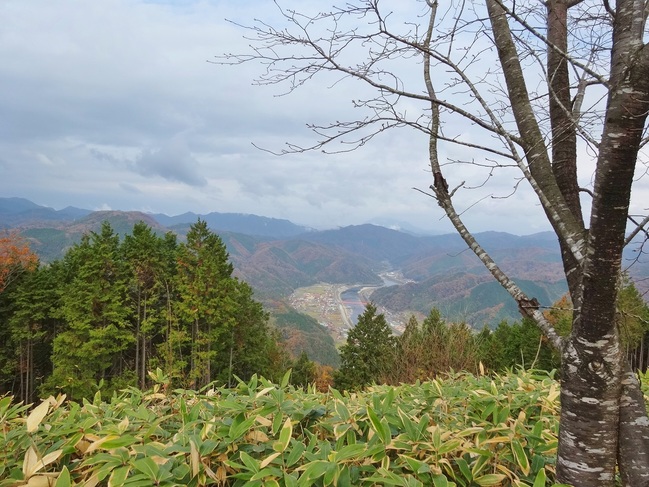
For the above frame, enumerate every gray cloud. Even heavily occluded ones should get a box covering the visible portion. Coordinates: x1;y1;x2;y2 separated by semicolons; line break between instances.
133;137;207;187
2;0;639;235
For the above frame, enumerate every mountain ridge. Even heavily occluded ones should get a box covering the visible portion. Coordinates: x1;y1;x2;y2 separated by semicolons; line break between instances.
6;197;647;328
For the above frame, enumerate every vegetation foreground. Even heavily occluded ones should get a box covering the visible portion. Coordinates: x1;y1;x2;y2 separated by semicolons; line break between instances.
1;369;614;487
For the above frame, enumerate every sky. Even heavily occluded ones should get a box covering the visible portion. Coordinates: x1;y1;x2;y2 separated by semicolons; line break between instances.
1;0;646;236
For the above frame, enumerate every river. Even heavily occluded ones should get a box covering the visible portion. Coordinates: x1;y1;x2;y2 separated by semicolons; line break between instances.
339;275;400;326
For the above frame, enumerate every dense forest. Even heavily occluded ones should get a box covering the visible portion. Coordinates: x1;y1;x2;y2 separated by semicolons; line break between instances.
0;220;292;403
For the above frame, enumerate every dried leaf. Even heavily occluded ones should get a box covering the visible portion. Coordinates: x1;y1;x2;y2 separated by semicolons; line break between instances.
26;401;50;433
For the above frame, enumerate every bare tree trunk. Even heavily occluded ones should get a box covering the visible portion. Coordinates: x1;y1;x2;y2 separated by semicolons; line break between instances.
141;297;147;389
557;0;649;481
135;288;141;388
546;0;585;307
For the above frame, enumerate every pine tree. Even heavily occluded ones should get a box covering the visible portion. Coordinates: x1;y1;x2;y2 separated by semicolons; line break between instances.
334;302;395;391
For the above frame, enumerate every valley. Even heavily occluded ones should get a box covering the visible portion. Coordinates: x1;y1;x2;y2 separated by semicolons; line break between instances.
288;271;418;344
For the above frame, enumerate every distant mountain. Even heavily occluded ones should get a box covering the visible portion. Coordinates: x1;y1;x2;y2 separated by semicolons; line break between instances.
20;211;168;262
301;224;433;263
151;211;311;238
0;197;91;228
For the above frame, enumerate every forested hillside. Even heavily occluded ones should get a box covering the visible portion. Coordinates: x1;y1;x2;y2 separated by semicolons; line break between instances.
0;221;292;404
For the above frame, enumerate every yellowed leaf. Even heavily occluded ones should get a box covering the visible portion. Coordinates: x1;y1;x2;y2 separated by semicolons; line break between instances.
27;474;55;486
247;430;269;443
23;447;63;478
150;455;170;465
255;415;272;427
23;446;39;478
204;463;219;482
85;435;118;454
36;450;63;474
216;466;227;483
83;474;101;487
144;393;166;401
117;417;129;434
190;439;200;477
255;386;275;399
75;439;90;454
26;401;50;433
260;452;281;469
481;436;511;445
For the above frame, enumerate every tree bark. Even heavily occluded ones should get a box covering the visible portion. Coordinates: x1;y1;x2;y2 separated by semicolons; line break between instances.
557;1;649;482
547;0;585;306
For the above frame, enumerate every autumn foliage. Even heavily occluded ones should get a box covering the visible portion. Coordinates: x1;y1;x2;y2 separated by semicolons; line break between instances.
0;231;37;293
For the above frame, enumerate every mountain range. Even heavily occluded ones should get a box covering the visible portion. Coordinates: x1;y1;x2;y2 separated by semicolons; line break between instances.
3;197;648;341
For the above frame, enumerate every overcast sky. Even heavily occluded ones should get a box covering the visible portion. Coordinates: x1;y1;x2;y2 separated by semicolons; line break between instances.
2;1;645;236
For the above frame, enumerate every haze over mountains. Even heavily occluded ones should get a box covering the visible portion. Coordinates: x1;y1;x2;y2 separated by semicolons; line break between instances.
3;197;647;329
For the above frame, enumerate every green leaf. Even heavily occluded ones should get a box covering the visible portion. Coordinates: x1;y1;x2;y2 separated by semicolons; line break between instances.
367;406;391;444
280;369;291;389
334;400;350;422
132;457;159;480
438;439;462;455
54;466;71;487
400;455;430;474
532;468;547;487
397;408;420;442
101;435;138;450
108;466;131;486
432;474;450;487
470;452;490;479
0;396;13;416
364;468;407;486
474;473;507;486
332;443;366;463
275;417;292;453
239;451;259;474
455;458;472;483
297;461;330;486
284;472;299;487
511;438;530;476
229;413;256;442
285;441;306;468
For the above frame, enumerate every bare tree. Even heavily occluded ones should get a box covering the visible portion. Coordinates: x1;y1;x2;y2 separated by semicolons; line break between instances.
217;1;649;485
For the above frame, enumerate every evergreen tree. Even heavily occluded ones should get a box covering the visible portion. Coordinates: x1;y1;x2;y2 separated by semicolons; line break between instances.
150;231;182;381
477;319;560;373
44;222;134;399
6;265;60;403
334;303;395;391
212;280;274;386
291;351;317;388
391;309;479;383
174;219;235;388
122;222;172;388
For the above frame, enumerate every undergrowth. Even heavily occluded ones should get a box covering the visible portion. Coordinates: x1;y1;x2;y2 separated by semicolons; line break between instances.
0;368;605;486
